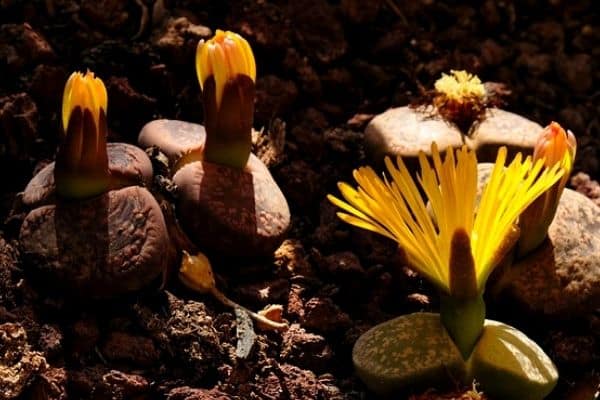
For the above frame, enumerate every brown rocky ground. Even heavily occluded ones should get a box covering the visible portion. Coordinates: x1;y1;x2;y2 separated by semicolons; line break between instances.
0;1;598;399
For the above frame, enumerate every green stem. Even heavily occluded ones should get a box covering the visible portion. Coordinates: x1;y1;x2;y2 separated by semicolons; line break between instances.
440;293;485;360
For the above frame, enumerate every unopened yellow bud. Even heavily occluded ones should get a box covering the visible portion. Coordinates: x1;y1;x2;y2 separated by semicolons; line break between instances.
196;30;256;108
56;70;109;199
62;71;107;134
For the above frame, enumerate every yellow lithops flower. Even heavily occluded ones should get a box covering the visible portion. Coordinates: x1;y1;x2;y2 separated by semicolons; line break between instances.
434;70;486;102
328;144;564;297
62;70;107;133
196;29;256;108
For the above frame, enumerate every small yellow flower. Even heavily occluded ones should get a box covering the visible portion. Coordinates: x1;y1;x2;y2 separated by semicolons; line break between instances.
62;70;107;133
328;144;564;297
196;29;256;108
434;70;486;102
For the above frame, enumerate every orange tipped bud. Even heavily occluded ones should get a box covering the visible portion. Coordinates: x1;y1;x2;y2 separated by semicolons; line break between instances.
533;122;576;172
196;30;256;108
517;122;576;257
62;71;107;134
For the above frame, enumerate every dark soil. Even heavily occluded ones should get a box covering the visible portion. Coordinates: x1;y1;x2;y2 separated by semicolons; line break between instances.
0;1;598;399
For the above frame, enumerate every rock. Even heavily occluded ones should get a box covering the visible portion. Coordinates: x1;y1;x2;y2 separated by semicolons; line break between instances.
321;251;366;281
69;367;150;399
301;297;351;334
278;160;320;210
28;65;68;109
70;318;100;356
290;0;347;64
260;363;320;400
153;17;212;65
548;331;597;366
340;0;380;24
38;324;63;359
22;142;154;208
491;188;600;317
102;332;160;367
570;172;600;208
80;0;129;32
0;322;48;400
19;186;171;298
281;324;332;372
364;106;543;169
100;370;150;398
29;367;67;400
166;298;222;379
0;23;55;72
106;77;157;138
468;320;558;400
352;313;465;396
274;239;315;277
167;386;233;400
0;237;19;309
235;278;289;306
0;93;38;162
226;0;292;51
556;53;593;94
255;75;298;125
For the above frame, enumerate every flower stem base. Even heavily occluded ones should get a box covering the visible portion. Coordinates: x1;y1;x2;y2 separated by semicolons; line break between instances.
440;293;485;360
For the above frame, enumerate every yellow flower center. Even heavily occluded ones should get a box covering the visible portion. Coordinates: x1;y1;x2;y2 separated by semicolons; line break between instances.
434;70;486;102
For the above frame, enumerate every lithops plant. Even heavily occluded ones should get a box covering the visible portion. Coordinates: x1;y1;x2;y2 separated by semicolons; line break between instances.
328;144;565;398
138;30;290;258
364;70;544;168
19;71;171;298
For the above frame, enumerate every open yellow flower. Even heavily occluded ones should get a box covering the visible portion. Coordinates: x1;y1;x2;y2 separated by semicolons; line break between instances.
328;144;564;297
195;29;256;169
55;70;109;199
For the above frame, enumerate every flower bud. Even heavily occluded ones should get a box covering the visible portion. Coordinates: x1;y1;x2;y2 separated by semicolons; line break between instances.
55;71;109;199
195;30;256;169
533;121;576;172
517;122;576;257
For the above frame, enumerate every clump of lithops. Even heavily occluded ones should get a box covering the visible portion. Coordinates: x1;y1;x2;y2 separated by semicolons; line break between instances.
19;71;172;298
328;123;578;398
138;30;290;258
